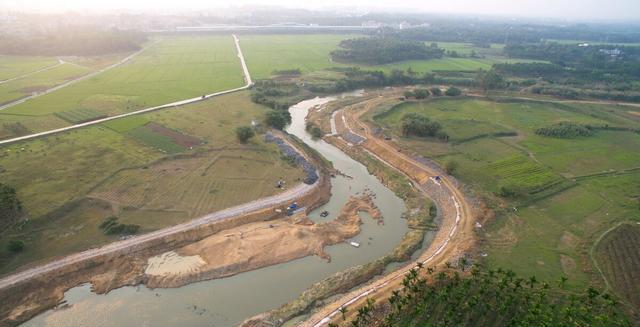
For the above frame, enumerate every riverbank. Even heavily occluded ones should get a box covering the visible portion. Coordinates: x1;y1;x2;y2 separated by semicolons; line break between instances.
1;132;330;327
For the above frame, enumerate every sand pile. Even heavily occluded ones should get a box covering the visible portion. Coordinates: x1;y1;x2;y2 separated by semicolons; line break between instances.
145;193;381;288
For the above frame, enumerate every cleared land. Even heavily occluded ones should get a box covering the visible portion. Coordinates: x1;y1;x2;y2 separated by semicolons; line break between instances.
372;97;640;292
241;34;539;79
594;223;640;309
0;36;244;139
0;91;304;274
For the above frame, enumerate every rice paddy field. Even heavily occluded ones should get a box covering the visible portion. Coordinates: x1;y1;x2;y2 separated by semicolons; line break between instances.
0;56;59;81
0;35;244;139
0;91;304;274
371;97;640;298
241;34;540;79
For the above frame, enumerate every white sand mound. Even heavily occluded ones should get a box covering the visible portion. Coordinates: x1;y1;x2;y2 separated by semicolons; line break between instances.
145;251;206;277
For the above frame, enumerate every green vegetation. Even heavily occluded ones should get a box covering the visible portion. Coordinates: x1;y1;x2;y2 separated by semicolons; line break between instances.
0;183;22;230
265;110;291;130
332;38;444;65
0;91;304;273
235;126;255;143
305;122;323;139
445;86;462;96
0;35;244;139
0;63;92;106
343;264;630;327
6;240;24;253
0;56;59;80
54;108;107;124
371;97;640;305
594;223;640;309
400;113;446;140
98;216;140;236
535;122;594;138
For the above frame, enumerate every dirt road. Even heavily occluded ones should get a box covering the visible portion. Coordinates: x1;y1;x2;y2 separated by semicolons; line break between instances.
302;96;476;327
0;35;252;146
0;59;65;85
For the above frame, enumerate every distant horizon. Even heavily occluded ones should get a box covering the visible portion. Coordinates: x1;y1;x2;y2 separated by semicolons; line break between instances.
0;0;639;23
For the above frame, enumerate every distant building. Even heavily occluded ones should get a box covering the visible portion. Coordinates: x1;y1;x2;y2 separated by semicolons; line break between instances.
600;48;623;57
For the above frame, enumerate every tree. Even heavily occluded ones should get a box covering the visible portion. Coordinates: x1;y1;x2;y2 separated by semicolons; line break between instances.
414;89;430;99
445;160;458;174
7;240;24;253
0;183;22;228
235;126;255;144
265;110;291;130
430;87;442;96
475;69;506;91
445;86;462;96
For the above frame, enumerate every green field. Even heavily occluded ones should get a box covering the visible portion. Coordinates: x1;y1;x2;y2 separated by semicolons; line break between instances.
372;97;640;293
0;91;304;273
0;62;93;106
0;35;244;139
242;34;542;80
0;56;59;81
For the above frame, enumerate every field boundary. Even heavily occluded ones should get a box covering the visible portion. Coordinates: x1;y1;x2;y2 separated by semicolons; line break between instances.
0;35;252;146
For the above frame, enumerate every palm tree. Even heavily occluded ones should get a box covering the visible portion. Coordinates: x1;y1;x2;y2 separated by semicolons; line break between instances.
339;306;348;321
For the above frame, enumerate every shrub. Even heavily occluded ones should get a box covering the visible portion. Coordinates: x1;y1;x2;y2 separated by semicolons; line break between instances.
535;122;593;138
430;87;442;96
445;160;459;174
401;113;443;137
265;110;291;130
445;86;462;96
7;240;25;253
235;126;255;143
98;216;140;236
499;184;528;198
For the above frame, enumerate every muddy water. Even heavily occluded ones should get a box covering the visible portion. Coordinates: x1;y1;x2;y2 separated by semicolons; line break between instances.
22;93;410;327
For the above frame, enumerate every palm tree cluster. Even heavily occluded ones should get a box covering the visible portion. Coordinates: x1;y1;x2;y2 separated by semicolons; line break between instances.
338;262;630;327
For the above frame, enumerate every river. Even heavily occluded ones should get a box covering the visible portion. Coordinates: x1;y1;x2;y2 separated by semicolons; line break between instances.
21;93;412;327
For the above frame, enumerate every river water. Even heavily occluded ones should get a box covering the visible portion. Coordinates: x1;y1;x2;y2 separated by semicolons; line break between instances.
22;93;411;327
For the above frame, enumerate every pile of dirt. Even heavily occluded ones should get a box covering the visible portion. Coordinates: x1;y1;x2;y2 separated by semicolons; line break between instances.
144;193;382;288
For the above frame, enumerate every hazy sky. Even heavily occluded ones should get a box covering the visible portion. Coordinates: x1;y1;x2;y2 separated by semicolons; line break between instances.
2;0;640;21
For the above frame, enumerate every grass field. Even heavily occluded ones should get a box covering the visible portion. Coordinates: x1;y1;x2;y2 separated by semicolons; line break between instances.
594;223;640;309
241;34;542;80
0;91;304;273
0;62;93;106
371;97;640;295
0;35;244;139
0;56;59;81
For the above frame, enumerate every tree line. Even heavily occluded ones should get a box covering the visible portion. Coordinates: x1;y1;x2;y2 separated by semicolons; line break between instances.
338;262;630;327
331;38;444;65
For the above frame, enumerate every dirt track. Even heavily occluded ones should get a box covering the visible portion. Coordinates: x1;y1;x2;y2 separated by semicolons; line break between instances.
300;94;477;327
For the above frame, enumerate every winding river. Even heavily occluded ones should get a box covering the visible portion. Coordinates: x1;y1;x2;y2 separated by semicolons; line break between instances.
22;93;419;327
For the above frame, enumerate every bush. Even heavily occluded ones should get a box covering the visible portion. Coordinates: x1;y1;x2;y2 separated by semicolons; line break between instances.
235;126;255;143
265;110;291;130
7;240;25;253
430;87;442;96
0;183;22;227
499;184;527;198
414;89;430;99
99;216;140;236
535;122;593;138
401;113;443;137
445;86;462;96
445;160;459;174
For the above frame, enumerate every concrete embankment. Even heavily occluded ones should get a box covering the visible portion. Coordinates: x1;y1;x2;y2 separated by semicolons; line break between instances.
0;133;331;327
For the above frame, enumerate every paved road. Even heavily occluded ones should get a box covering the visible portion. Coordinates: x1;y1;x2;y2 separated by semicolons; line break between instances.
0;35;252;146
0;34;262;290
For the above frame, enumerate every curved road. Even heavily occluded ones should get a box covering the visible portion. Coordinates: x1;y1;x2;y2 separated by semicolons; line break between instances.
0;34;262;290
304;97;475;327
0;35;252;146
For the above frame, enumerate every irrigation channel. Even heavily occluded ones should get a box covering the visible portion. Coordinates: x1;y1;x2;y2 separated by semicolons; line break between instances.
21;92;433;327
